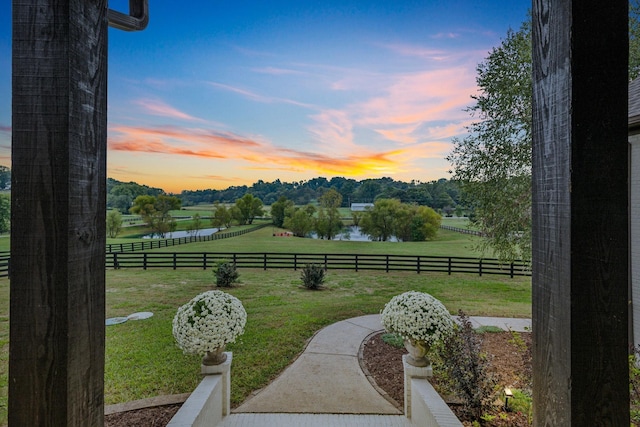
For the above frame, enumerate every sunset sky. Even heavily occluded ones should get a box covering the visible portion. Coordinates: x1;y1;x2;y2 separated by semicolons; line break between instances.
0;1;529;193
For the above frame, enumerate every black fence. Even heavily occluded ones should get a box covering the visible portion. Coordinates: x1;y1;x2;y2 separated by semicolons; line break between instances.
106;252;531;278
106;223;270;253
0;251;8;278
440;225;484;237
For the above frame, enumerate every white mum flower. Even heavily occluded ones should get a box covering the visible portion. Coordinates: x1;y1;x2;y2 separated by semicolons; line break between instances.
173;290;247;356
380;291;453;346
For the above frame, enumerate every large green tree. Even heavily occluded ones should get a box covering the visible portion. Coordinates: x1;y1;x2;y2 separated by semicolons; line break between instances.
129;194;181;237
315;189;343;240
359;199;400;242
449;8;640;262
233;193;264;225
447;21;532;261
0;194;10;233
270;196;294;228
106;210;122;238
283;205;316;237
211;202;233;229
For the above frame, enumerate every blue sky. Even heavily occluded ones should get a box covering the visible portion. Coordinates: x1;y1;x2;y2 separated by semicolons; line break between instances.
0;1;529;193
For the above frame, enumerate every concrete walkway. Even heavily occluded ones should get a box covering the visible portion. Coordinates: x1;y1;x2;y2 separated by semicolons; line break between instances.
106;314;531;426
231;314;531;416
234;314;398;414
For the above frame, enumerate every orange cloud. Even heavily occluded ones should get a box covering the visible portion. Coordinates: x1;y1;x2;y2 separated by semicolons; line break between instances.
107;122;442;180
109;125;263;156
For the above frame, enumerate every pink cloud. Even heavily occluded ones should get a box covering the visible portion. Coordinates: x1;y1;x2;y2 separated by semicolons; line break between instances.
133;99;206;122
107;123;427;178
207;82;315;108
379;43;449;60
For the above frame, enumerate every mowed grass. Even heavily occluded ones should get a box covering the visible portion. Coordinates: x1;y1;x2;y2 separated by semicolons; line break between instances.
142;223;486;258
103;268;530;407
0;224;526;425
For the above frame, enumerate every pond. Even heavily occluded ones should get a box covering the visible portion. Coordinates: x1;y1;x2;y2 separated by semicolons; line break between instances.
310;226;399;242
142;227;221;239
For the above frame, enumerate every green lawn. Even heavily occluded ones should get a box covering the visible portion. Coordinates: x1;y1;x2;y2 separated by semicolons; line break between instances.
143;224;486;258
0;223;524;425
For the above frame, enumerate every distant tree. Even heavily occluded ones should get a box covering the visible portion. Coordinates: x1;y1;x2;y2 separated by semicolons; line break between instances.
353;179;381;202
315;189;343;239
284;205;315;237
187;213;202;237
0;166;11;190
0;194;10;233
410;206;442;241
211;202;233;229
129;194;181;238
233;193;264;225
359;199;400;241
107;179;163;211
270;196;294;228
106;210;123;238
351;211;363;227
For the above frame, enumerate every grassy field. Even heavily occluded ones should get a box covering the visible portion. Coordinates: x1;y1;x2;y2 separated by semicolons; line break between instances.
0;216;521;425
137;222;486;258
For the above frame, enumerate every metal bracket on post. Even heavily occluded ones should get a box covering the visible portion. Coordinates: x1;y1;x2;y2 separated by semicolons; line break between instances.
108;0;149;31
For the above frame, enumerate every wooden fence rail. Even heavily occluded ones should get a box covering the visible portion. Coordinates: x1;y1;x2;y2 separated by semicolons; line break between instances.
439;225;484;236
105;252;531;278
106;223;269;253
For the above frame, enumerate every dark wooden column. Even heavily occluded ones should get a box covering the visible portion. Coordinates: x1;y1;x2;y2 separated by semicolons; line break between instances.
532;1;629;425
10;1;107;425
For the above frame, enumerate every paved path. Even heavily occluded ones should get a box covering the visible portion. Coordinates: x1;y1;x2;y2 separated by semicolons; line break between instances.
234;314;398;414
232;314;531;416
106;314;531;426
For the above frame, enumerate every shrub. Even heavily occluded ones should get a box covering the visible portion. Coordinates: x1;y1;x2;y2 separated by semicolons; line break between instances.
213;261;239;288
301;263;325;289
381;332;404;349
437;310;498;420
630;345;640;424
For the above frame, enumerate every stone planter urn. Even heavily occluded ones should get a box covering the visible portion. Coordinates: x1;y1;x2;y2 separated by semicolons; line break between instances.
404;339;430;367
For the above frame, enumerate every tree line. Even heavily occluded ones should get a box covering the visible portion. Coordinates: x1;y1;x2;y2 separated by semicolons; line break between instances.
106;176;462;214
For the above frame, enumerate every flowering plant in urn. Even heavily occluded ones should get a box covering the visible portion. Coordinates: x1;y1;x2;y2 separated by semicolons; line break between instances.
173;290;247;365
381;291;453;366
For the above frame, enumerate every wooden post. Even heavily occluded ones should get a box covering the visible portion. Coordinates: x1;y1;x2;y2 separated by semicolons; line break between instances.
532;1;629;425
10;0;107;425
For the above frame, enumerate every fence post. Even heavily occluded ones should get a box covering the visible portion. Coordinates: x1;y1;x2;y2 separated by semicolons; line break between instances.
417;256;420;274
448;258;452;275
263;253;267;271
143;253;148;270
294;254;297;271
324;254;328;270
114;253;119;270
355;254;358;272
479;259;483;277
173;253;177;270
386;255;389;273
510;262;514;279
203;253;207;270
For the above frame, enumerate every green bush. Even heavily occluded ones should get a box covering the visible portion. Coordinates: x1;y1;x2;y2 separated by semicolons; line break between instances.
381;332;404;349
213;261;239;288
301;263;325;290
631;346;640;424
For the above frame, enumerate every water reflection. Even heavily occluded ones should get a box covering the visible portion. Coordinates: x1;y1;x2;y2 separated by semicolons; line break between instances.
142;227;221;239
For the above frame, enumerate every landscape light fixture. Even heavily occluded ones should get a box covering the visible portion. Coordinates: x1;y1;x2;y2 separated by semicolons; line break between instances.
504;387;514;411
